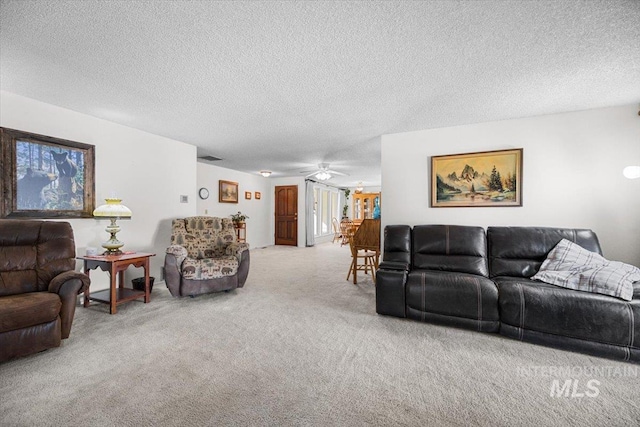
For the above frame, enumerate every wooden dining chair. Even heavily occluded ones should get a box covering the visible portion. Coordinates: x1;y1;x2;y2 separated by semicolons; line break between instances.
340;219;355;246
347;219;381;284
332;217;341;243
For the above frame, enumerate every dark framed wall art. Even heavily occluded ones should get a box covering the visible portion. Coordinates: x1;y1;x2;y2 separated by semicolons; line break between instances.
0;127;96;218
431;148;523;207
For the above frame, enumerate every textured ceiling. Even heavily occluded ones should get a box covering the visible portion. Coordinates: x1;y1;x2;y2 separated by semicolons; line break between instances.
1;1;639;186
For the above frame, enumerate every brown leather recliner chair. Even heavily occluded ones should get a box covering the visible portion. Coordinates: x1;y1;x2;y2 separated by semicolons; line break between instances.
0;220;90;362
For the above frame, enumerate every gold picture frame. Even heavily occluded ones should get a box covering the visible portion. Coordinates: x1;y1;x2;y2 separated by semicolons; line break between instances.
219;180;238;203
255;191;261;200
431;148;522;207
245;191;252;200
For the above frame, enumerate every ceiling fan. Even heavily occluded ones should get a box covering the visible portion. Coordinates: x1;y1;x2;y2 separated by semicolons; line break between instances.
300;163;349;181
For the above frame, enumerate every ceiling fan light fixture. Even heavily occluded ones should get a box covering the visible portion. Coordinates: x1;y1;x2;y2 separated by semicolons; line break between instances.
259;170;272;177
315;171;332;181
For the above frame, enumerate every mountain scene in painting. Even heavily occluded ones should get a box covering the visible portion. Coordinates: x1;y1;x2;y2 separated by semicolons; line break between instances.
435;156;518;205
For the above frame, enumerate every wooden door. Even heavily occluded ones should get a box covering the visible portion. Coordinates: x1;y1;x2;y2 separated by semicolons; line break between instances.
275;185;298;246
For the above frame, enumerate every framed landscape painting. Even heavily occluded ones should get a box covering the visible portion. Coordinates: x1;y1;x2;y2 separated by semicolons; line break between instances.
1;127;95;218
219;180;238;203
431;148;522;207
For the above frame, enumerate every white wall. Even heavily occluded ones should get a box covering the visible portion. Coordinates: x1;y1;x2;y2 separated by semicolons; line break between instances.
196;170;315;248
381;104;640;265
1;91;197;290
196;162;271;248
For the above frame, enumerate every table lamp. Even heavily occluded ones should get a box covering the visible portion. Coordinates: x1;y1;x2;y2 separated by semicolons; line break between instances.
93;198;132;254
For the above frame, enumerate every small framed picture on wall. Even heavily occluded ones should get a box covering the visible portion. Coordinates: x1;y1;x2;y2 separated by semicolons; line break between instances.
219;180;238;203
255;192;261;200
245;191;252;200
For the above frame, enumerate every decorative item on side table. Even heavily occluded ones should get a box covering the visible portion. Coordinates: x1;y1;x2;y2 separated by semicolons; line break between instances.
93;198;132;254
231;211;248;243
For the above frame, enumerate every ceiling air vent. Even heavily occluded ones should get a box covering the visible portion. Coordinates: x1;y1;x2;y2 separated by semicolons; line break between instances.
198;155;222;162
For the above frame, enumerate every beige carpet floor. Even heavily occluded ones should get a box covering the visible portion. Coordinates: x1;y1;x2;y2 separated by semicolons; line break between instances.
1;243;638;426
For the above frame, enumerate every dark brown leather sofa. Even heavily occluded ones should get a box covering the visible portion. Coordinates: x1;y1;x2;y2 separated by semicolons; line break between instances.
376;225;640;363
0;220;90;362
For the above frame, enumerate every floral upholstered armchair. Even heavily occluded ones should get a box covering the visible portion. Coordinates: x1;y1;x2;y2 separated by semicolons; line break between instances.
164;216;250;297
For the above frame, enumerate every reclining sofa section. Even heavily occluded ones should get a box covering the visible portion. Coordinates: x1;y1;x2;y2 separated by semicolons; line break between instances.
377;225;499;332
376;225;639;363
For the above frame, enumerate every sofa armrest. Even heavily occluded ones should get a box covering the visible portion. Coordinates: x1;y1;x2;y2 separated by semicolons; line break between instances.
48;271;91;339
166;245;188;266
379;261;410;271
375;269;408;318
226;242;250;261
164;253;183;297
48;270;90;295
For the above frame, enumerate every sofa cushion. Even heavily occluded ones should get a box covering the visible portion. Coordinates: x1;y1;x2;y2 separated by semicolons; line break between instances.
487;227;601;278
0;220;76;296
170;217;236;259
496;277;640;349
413;225;488;277
532;239;639;301
0;292;61;333
383;225;412;266
406;270;499;322
181;256;239;280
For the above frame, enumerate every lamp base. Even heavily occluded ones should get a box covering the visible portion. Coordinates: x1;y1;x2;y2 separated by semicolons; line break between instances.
102;249;123;256
102;218;125;254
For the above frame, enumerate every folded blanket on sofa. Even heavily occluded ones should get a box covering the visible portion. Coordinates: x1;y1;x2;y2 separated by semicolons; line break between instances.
532;239;640;301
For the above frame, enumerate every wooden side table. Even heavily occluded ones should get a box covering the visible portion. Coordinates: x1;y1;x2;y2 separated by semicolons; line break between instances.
234;222;246;243
78;252;156;314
